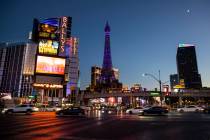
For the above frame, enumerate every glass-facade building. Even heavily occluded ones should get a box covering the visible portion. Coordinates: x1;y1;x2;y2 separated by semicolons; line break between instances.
0;42;37;97
176;44;202;89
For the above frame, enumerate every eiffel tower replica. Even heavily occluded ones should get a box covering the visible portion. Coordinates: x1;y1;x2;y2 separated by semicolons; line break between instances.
98;22;122;93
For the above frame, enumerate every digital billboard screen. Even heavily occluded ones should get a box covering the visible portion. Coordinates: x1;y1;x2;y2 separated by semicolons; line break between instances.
38;23;59;40
38;39;59;55
40;18;59;27
36;56;65;75
39;23;58;33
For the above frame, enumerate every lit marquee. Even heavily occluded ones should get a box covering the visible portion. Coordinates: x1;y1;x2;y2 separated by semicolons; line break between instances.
65;37;79;55
33;83;63;88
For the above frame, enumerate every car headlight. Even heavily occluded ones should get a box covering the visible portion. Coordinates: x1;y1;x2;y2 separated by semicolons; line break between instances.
2;108;8;113
139;110;143;113
56;108;61;111
33;108;39;111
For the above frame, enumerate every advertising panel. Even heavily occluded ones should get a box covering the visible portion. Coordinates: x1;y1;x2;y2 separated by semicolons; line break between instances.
39;23;58;33
38;23;59;40
36;56;65;75
38;39;59;55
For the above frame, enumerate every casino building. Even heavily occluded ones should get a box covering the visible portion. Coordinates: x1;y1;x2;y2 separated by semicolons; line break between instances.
31;17;75;105
0;16;80;105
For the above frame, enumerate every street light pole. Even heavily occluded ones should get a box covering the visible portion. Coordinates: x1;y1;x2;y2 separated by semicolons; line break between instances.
143;70;163;106
158;70;162;106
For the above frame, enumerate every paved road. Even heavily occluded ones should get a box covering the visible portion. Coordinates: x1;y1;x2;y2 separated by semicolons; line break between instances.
0;111;210;140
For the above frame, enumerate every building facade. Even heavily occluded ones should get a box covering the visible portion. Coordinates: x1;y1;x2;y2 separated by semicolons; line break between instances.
65;37;80;104
112;68;120;80
176;44;202;89
131;84;142;92
90;65;120;92
91;66;102;89
170;74;179;90
0;42;37;98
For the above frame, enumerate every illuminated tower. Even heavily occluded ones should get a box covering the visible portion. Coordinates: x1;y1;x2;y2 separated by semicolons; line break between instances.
99;22;122;91
102;22;113;70
100;22;116;84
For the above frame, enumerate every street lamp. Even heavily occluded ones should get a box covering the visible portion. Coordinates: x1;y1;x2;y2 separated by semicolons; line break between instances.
142;70;163;106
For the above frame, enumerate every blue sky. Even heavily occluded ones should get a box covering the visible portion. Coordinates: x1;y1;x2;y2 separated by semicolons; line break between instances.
0;0;210;89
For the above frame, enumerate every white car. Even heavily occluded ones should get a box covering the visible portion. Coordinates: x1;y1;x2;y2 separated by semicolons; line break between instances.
44;106;62;112
1;104;39;115
177;105;204;113
126;107;144;114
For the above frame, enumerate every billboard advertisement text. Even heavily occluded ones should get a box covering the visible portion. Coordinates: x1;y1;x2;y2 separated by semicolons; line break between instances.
38;40;58;55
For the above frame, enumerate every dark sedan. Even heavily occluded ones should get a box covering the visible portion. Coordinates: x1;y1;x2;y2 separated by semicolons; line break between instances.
56;107;85;116
203;107;210;114
140;106;169;115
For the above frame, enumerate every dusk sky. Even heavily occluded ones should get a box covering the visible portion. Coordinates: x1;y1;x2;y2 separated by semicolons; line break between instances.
1;0;210;90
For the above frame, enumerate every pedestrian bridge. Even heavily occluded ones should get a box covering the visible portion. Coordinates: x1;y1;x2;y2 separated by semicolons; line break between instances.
82;91;210;99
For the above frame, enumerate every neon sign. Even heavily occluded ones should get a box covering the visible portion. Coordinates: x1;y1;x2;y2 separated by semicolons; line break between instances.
59;17;68;55
65;37;79;55
33;83;63;88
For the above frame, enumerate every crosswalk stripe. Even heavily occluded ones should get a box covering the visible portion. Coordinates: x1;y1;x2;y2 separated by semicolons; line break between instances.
50;118;118;139
16;117;116;138
0;117;58;128
0;117;80;136
17;120;93;136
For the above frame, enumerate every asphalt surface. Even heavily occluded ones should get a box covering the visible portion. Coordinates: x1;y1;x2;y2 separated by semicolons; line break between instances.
0;111;210;140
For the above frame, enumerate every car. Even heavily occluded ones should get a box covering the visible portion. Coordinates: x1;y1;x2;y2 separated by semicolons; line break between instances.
1;104;39;115
56;107;85;116
203;106;210;114
101;106;117;114
140;106;169;115
45;106;62;112
80;106;92;111
177;105;204;113
126;107;144;114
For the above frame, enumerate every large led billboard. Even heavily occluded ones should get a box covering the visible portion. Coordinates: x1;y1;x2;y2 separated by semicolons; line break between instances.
36;56;65;75
38;39;59;55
